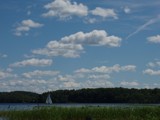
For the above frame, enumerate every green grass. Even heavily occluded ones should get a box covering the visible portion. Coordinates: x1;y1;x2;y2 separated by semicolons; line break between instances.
1;106;160;120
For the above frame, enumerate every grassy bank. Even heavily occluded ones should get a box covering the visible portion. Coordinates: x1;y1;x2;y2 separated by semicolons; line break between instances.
1;106;160;120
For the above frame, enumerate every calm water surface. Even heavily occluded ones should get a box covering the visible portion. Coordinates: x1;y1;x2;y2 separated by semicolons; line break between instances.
0;103;160;111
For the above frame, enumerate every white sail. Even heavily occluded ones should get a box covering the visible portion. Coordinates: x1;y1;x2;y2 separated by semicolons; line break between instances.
46;93;52;104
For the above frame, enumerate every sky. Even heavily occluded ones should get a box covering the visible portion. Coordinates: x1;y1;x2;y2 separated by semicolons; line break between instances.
0;0;160;93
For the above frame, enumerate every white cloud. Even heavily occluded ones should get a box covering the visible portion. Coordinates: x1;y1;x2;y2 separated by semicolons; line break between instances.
22;70;59;78
123;6;131;14
62;81;80;89
56;73;113;89
147;35;160;43
0;64;136;93
75;68;91;73
146;61;160;68
121;65;136;71
42;0;118;23
90;7;118;19
75;64;136;74
14;19;43;36
74;64;136;89
88;74;110;80
10;58;52;67
42;0;88;19
120;81;139;87
61;30;121;47
32;41;84;58
32;30;122;58
92;64;136;73
81;79;114;88
57;75;74;82
144;61;160;76
0;70;16;79
0;71;10;79
3;79;50;93
143;69;160;76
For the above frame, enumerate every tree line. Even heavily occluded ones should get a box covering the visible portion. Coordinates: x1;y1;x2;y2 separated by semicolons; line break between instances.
1;88;160;103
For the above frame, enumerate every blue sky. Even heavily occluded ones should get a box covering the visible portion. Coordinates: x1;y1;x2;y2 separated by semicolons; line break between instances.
0;0;160;93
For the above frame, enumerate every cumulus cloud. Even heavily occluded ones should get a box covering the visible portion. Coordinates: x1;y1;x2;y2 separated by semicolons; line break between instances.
42;0;118;23
61;30;121;47
90;7;118;19
61;81;80;89
120;81;139;87
81;79;114;88
22;70;59;78
74;64;136;89
32;41;84;58
2;79;50;93
0;71;11;79
0;70;16;80
147;61;160;68
143;61;160;76
75;64;136;74
57;73;113;89
14;19;43;36
42;0;88;19
121;65;136;71
143;69;160;76
32;30;121;58
10;58;52;67
88;74;110;80
56;75;74;82
147;35;160;43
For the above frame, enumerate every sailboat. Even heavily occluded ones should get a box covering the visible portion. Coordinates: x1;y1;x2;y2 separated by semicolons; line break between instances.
46;93;52;104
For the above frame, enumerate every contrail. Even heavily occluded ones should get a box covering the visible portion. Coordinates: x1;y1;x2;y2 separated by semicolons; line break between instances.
126;15;160;40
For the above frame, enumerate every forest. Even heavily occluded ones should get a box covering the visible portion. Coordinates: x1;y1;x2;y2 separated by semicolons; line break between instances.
1;88;160;103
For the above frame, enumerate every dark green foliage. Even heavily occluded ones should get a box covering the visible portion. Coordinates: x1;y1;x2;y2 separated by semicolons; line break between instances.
1;88;160;103
46;88;160;103
0;91;39;103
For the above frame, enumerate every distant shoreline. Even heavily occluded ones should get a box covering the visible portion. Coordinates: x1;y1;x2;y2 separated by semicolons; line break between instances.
1;88;160;104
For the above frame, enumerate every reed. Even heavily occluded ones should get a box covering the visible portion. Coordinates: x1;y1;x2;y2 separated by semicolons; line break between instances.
1;106;160;120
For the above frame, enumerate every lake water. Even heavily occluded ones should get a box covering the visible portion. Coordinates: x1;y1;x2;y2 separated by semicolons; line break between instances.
0;103;159;111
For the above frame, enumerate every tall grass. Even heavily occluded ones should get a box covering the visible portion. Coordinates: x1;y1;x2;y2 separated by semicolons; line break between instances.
1;106;160;120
